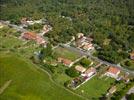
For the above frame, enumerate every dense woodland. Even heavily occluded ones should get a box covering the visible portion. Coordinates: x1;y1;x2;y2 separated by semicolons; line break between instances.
0;0;134;64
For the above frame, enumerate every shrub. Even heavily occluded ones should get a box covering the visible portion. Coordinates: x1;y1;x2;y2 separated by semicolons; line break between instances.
65;68;80;77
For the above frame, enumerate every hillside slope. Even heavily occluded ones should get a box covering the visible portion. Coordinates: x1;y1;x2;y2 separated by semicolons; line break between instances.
0;52;84;100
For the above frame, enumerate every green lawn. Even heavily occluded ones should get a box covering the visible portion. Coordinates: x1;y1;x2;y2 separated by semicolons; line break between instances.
75;76;115;99
17;44;41;58
47;64;72;86
0;52;84;100
53;73;72;86
74;57;92;68
0;35;41;58
54;47;81;61
0;36;23;49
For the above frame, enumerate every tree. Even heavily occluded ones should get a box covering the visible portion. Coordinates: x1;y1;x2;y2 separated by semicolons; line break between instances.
1;0;134;63
64;80;70;87
80;58;91;67
99;94;107;100
65;68;80;77
126;93;134;100
30;55;41;64
27;23;43;31
125;60;131;66
40;43;52;60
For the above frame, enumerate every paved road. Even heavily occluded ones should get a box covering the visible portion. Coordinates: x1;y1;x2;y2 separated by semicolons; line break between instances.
1;21;27;32
1;20;134;75
60;44;134;75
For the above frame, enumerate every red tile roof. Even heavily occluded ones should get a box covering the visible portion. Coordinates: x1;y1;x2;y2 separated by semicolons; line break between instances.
63;59;72;65
22;32;37;40
58;57;72;66
22;32;46;44
36;35;46;44
107;67;120;75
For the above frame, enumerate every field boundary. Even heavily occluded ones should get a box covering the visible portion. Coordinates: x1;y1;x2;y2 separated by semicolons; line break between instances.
0;80;12;95
35;65;89;100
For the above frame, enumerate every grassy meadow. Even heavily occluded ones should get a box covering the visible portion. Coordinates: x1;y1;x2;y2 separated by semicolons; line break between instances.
54;47;81;61
75;76;115;99
0;52;84;100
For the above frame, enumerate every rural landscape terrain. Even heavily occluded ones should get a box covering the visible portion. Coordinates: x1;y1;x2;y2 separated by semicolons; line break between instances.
0;0;134;100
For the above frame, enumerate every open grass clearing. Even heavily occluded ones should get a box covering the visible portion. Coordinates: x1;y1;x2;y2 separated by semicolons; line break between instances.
0;36;23;49
54;47;81;61
0;34;41;58
75;76;115;99
53;73;72;86
0;52;84;100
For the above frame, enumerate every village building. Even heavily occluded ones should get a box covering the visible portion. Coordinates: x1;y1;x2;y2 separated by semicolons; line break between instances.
82;67;96;77
77;33;84;38
40;25;52;35
21;32;37;40
76;36;86;46
124;77;130;83
20;17;28;25
86;36;93;42
58;57;73;67
108;86;117;94
82;43;94;51
36;35;46;45
76;33;94;51
123;74;130;83
105;67;120;79
50;62;58;66
75;65;86;73
43;25;52;33
0;22;5;28
21;32;46;45
20;18;44;26
58;57;64;63
130;52;134;60
76;39;86;48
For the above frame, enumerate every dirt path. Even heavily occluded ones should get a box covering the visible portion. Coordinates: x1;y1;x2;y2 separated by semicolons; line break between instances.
34;65;89;100
0;80;12;95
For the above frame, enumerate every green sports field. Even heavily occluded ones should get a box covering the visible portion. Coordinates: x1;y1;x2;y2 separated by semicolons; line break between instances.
0;52;84;100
